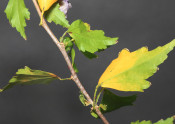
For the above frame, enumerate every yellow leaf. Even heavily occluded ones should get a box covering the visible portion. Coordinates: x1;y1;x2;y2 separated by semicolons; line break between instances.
37;0;58;24
38;0;58;12
98;40;175;92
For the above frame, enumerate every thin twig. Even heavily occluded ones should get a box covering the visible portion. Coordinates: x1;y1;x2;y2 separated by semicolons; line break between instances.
96;88;104;105
32;1;109;124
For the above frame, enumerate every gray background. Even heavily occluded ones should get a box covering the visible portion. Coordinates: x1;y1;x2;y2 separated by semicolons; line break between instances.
0;0;175;124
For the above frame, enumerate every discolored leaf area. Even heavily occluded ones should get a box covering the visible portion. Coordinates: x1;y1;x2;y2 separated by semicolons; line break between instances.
0;66;59;92
45;3;70;28
68;20;118;53
131;116;175;124
98;40;175;92
37;0;57;12
5;0;30;39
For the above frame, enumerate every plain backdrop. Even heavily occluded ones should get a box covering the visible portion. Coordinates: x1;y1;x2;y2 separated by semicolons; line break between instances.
0;0;175;124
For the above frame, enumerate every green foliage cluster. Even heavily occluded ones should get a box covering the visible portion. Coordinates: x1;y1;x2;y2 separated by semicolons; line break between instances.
2;0;175;123
131;116;175;124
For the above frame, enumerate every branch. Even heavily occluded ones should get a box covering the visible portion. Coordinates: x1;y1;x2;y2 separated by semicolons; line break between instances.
32;0;109;124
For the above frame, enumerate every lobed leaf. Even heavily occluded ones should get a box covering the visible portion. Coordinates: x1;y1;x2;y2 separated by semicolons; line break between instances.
131;120;152;124
131;116;175;124
5;0;30;39
0;66;59;92
45;3;70;28
98;40;175;92
68;20;118;53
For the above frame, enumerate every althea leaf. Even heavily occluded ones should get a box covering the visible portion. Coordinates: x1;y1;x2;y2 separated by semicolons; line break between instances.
68;20;118;53
98;40;175;92
5;0;30;39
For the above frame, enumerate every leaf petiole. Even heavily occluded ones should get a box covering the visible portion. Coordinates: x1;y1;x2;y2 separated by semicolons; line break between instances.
58;77;72;81
39;9;44;26
95;88;104;105
93;84;101;109
60;31;68;42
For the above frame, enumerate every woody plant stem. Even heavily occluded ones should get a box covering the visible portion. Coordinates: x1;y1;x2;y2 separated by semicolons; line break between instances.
32;0;109;124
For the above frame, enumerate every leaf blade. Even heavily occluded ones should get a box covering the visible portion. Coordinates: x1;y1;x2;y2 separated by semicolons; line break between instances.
131;116;175;124
79;92;90;106
45;3;70;28
68;20;118;53
70;48;79;73
37;0;58;12
5;0;30;39
98;40;175;92
0;66;59;92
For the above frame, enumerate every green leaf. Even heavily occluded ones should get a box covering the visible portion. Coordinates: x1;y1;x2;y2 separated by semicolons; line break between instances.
0;66;59;92
79;92;90;106
90;110;99;118
71;48;76;65
82;51;98;59
73;64;79;73
71;48;79;73
99;104;107;111
90;89;136;119
63;36;98;59
131;120;152;124
63;38;79;73
154;116;175;124
68;20;118;53
45;3;70;28
98;40;175;92
100;89;137;113
5;0;30;40
63;37;73;52
131;116;175;124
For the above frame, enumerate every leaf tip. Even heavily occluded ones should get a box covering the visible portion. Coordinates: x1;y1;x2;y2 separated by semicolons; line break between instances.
118;48;130;56
24;37;27;40
0;89;3;92
22;33;27;40
24;66;30;70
